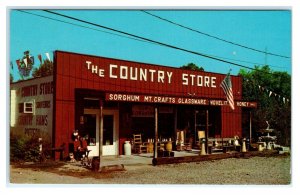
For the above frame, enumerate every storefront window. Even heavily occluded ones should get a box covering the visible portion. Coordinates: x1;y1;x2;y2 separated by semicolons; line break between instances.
83;114;96;146
103;115;113;145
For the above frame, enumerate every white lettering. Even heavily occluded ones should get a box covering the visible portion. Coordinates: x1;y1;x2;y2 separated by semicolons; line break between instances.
237;102;248;107
149;69;156;82
190;74;195;85
86;62;218;89
86;61;92;69
110;64;118;78
99;69;105;77
211;77;216;88
91;65;98;74
197;75;203;86
120;66;128;79
158;71;164;83
204;76;210;87
182;73;188;85
140;68;147;81
167;72;172;84
130;67;138;80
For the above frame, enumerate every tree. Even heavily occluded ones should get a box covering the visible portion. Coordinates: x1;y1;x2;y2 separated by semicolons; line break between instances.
239;65;291;146
32;59;53;78
10;73;13;83
180;63;204;71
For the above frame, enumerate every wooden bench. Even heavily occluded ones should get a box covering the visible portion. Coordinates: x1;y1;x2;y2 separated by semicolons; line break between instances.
207;138;241;153
208;138;233;146
43;144;65;161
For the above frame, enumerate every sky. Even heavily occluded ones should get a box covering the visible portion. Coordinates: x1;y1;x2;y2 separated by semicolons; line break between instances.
9;9;291;82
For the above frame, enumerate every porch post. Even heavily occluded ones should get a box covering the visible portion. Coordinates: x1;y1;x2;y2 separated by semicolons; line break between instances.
174;107;177;141
205;109;209;154
99;101;103;158
249;111;252;143
194;110;198;145
154;107;158;158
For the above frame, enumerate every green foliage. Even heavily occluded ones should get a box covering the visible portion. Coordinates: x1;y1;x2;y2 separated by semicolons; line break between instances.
32;59;53;78
239;65;291;146
10;134;27;162
10;133;52;162
10;73;13;83
180;63;204;71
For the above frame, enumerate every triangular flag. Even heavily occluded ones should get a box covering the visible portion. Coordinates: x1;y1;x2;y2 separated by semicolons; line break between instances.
23;58;28;67
45;53;51;61
38;54;42;63
30;56;34;65
16;60;20;68
269;91;273;97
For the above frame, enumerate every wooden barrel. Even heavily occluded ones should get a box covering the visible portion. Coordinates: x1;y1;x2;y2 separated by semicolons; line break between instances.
165;141;172;152
92;157;100;172
147;142;153;153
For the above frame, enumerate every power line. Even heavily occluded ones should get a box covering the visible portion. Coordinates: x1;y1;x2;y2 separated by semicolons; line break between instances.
18;10;286;71
43;10;261;72
17;10;283;73
141;10;290;59
210;54;286;69
17;10;156;46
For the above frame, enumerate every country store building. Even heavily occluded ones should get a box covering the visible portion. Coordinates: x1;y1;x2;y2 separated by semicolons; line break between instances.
10;50;257;159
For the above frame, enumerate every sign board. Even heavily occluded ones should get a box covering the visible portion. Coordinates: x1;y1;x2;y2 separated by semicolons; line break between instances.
10;76;54;139
105;93;257;108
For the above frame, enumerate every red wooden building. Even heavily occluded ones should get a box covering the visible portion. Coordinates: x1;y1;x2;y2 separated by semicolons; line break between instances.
49;50;256;158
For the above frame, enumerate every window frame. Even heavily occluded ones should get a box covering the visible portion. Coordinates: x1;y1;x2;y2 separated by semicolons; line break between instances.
23;101;34;113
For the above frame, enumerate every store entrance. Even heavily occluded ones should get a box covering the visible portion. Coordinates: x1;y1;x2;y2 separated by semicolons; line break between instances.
83;109;119;156
102;109;119;156
83;109;99;157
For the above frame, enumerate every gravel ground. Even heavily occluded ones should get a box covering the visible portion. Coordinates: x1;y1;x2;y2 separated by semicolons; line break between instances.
9;155;291;185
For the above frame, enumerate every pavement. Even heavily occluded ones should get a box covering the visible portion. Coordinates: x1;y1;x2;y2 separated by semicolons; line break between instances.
100;149;200;167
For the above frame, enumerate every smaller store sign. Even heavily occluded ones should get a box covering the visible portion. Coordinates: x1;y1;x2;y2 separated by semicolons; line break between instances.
106;93;208;105
105;93;257;108
236;101;257;108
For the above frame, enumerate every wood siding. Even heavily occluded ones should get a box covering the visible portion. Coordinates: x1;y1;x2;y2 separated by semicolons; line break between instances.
53;50;244;155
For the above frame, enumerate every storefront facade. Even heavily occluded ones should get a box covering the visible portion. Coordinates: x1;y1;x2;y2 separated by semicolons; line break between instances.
53;50;256;158
10;50;257;159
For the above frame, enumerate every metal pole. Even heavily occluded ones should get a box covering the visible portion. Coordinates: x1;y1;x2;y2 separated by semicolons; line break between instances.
194;110;197;146
249;111;252;143
205;109;209;154
174;107;177;137
99;104;103;158
154;107;158;158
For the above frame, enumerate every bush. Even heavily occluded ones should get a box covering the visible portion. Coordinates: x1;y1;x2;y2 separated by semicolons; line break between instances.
10;133;51;162
10;134;27;162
